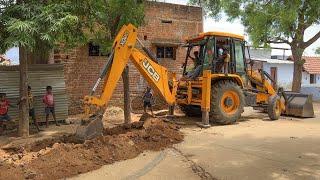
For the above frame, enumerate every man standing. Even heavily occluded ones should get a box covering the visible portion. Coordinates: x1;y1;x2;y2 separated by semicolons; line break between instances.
143;87;154;116
223;49;230;75
187;51;202;79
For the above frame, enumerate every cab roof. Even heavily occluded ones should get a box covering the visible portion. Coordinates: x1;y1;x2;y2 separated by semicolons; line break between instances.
186;31;245;43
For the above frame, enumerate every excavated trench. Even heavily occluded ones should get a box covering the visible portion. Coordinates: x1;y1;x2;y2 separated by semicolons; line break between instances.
0;118;183;180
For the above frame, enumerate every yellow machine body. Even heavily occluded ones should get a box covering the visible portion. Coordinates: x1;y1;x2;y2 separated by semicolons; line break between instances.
84;23;314;125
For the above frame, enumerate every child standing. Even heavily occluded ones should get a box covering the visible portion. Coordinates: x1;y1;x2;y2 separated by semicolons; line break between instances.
0;93;12;134
143;87;154;116
28;86;41;132
43;86;59;127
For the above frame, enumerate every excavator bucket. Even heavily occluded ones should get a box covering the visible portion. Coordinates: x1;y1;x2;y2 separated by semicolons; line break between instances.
282;91;314;118
75;114;104;141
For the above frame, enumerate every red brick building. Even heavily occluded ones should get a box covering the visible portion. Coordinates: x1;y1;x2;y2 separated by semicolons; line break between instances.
51;1;203;114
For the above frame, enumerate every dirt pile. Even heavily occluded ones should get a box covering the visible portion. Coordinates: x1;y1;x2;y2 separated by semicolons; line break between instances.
0;119;183;180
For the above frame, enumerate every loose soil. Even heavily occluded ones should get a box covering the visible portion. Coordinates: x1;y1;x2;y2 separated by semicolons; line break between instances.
0;118;183;180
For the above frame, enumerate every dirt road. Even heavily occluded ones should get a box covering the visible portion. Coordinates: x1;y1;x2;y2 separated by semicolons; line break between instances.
73;104;320;180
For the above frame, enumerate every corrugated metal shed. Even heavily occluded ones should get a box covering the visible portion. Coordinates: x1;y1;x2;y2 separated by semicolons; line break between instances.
0;64;68;123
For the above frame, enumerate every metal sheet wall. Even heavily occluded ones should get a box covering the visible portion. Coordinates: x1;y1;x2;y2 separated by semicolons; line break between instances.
0;64;68;123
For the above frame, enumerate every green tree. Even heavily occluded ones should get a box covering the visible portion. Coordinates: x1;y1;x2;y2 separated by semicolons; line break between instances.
316;47;320;55
0;0;144;137
191;0;320;92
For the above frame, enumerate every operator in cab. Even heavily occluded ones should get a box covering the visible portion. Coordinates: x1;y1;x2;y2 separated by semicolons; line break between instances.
222;48;230;75
217;47;230;75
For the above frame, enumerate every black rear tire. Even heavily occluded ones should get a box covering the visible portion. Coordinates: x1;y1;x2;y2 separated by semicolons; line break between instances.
210;80;245;125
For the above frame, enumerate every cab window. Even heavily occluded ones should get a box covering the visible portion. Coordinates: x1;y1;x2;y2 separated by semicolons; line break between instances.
234;40;245;73
203;38;215;70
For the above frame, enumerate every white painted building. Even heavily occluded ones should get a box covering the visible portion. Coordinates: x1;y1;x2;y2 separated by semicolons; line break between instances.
249;48;320;90
253;58;294;90
249;49;320;100
248;48;294;90
302;72;320;86
297;56;320;101
298;56;320;87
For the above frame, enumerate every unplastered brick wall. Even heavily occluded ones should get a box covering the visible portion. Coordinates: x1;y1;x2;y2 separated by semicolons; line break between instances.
51;1;203;114
140;1;203;74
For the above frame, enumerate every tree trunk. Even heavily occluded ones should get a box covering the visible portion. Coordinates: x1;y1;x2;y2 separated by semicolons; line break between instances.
122;65;131;124
291;47;305;92
27;50;50;64
18;47;29;137
26;42;50;64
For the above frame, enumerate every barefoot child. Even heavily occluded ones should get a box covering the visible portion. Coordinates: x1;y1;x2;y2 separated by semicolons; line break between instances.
143;87;154;116
43;86;59;127
28;86;41;131
0;93;12;134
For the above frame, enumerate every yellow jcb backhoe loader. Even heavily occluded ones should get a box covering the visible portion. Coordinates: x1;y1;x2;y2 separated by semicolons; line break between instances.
75;24;314;140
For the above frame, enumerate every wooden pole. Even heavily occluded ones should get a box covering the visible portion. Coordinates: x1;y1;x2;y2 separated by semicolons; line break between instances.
18;47;29;137
122;65;131;124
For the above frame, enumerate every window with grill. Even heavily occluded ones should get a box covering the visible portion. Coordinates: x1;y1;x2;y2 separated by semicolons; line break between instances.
89;43;100;56
310;74;316;84
88;42;108;56
156;46;176;60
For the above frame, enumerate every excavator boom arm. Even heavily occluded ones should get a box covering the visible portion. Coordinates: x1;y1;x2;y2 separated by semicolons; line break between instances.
130;49;177;105
84;24;176;108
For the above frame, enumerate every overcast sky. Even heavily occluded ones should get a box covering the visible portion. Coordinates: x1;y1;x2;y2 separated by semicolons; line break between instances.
166;0;320;56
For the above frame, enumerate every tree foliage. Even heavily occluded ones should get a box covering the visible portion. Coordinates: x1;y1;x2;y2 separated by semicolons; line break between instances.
191;0;320;47
190;0;320;91
316;47;320;55
188;0;221;19
0;0;145;53
0;0;144;137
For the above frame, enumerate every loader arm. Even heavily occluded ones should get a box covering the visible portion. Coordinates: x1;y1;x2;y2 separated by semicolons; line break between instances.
247;70;277;95
84;24;177;109
247;70;282;103
246;69;314;118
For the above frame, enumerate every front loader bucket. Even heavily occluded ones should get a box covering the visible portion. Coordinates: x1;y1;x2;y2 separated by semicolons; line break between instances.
282;91;314;118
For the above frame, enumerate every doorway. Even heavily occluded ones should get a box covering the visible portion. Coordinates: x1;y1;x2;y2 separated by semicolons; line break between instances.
270;67;277;89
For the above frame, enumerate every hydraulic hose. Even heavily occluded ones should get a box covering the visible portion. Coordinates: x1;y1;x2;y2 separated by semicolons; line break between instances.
137;38;159;63
90;49;115;95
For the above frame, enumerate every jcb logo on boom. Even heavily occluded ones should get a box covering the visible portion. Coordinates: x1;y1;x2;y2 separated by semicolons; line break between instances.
120;31;129;46
142;59;160;82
